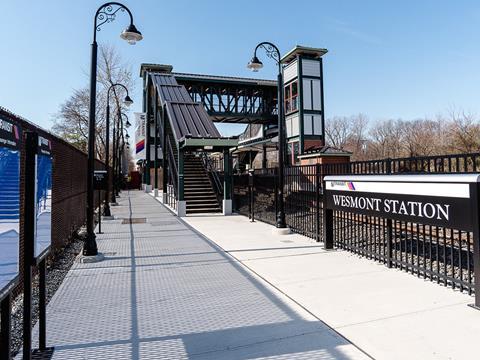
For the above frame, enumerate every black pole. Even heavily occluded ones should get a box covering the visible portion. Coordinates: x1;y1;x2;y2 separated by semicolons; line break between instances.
98;190;102;234
103;103;112;216
276;64;286;228
470;182;480;309
84;40;99;256
315;163;320;242
154;98;159;193
111;112;117;203
250;42;286;228
23;131;37;360
116;116;124;196
38;259;46;351
322;180;334;250
1;294;11;360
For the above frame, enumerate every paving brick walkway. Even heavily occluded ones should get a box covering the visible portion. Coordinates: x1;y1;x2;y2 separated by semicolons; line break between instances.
26;190;370;359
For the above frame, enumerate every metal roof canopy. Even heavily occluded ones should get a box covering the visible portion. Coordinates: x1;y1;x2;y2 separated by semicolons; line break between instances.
280;45;328;64
150;73;224;142
173;72;277;87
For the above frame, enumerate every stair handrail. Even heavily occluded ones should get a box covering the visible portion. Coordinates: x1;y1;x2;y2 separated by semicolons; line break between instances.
201;152;224;197
166;135;178;198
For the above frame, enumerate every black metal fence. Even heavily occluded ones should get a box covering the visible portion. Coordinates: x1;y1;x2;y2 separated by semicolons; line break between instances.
232;152;480;296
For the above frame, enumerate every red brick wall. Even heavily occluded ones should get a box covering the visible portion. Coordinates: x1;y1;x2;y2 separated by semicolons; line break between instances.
0;107;106;294
300;155;351;166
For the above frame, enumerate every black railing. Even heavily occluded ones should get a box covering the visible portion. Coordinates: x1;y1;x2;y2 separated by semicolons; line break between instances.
201;152;224;202
232;152;479;297
252;168;277;225
332;213;474;294
165;135;178;209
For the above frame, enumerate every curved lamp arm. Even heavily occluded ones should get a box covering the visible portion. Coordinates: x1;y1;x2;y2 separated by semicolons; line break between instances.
94;2;133;41
108;83;130;99
253;41;281;66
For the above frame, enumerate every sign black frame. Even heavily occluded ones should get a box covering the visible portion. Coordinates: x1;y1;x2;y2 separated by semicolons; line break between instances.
323;175;480;310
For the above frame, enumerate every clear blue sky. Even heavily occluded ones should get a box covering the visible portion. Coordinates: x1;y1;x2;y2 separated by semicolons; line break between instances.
2;0;480;137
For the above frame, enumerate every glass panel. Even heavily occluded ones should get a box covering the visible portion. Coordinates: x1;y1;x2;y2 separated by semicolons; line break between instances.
292;81;298;96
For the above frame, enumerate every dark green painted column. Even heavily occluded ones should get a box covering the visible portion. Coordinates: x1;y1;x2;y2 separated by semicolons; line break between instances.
178;149;184;201
162;106;168;194
223;149;231;200
154;101;159;193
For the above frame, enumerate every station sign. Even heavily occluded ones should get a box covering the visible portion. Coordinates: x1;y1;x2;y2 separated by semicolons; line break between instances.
34;136;52;260
324;174;479;231
0;116;21;296
94;170;108;190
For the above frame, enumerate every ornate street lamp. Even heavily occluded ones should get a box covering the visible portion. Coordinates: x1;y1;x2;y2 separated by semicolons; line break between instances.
104;83;132;216
85;2;142;256
114;112;130;196
247;42;286;229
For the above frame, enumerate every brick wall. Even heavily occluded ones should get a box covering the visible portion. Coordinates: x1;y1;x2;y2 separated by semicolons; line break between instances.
0;107;107;294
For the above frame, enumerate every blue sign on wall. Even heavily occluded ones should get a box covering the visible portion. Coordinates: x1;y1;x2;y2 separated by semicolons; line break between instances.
34;136;52;259
0;116;21;294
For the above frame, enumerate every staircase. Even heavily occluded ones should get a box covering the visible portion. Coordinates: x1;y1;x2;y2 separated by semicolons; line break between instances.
184;154;221;214
0;150;20;222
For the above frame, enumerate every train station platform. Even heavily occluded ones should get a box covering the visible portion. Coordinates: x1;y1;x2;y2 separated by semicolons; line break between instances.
24;190;369;359
183;214;480;360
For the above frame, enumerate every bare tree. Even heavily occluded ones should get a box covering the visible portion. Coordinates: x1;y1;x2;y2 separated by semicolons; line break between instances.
446;109;480;153
325;116;353;150
325;108;480;161
367;119;404;159
401;118;443;157
52;45;134;160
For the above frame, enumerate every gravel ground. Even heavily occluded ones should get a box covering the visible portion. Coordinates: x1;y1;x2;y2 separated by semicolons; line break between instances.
7;228;85;357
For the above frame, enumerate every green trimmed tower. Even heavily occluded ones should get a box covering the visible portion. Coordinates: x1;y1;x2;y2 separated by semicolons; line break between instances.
281;46;328;164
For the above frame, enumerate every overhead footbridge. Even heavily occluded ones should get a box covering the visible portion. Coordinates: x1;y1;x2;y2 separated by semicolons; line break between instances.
141;65;238;215
140;63;285;216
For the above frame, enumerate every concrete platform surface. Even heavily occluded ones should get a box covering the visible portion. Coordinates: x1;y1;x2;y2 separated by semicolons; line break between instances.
21;191;370;359
183;213;480;360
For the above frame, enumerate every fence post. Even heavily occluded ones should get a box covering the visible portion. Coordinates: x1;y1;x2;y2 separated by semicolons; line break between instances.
322;180;334;250
38;259;47;351
0;294;11;360
386;158;392;174
248;170;254;222
251;170;255;222
470;182;480;309
315;164;320;242
23;131;37;360
386;218;393;268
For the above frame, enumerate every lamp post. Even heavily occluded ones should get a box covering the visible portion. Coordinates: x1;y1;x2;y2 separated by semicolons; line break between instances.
247;42;286;229
114;113;130;195
104;83;132;216
85;2;142;256
117;125;130;191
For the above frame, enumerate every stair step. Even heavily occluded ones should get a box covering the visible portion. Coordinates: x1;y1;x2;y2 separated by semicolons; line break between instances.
184;194;217;199
186;208;222;214
184;186;214;190
185;192;216;197
187;198;219;204
187;204;219;209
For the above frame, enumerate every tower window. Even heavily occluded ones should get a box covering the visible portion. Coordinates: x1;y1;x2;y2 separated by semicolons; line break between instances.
284;81;298;114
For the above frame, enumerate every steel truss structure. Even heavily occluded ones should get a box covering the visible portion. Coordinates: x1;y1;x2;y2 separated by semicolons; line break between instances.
173;73;278;124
